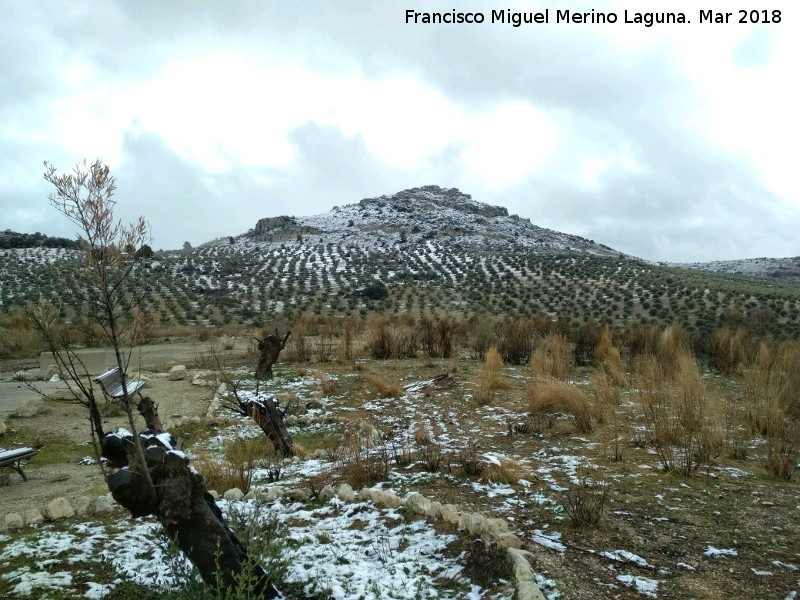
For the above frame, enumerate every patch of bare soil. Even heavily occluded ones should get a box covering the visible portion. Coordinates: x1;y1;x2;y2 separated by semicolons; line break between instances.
0;372;216;517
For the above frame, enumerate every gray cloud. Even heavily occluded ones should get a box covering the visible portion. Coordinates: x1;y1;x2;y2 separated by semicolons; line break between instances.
0;1;794;263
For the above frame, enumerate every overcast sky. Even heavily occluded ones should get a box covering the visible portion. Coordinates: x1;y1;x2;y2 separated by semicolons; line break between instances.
1;1;797;262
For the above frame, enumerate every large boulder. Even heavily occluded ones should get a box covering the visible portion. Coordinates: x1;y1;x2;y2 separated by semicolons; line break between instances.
73;496;92;517
168;365;187;381
5;513;24;530
95;494;116;514
223;488;244;501
0;419;7;435
25;509;44;525
46;497;75;520
14;399;46;418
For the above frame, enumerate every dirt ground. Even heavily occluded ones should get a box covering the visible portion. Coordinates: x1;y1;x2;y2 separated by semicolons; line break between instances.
0;368;217;517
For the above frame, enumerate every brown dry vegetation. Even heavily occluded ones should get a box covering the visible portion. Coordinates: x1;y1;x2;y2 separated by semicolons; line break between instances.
4;320;800;599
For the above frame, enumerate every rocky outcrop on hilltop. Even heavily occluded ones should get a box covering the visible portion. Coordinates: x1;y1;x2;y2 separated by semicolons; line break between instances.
247;185;622;257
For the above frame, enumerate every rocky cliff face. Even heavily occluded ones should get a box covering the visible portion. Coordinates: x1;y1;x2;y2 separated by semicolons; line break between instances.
253;216;321;241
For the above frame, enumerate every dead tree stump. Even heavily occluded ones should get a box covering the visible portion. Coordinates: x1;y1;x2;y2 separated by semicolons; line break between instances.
101;429;281;598
223;394;294;457
255;332;291;380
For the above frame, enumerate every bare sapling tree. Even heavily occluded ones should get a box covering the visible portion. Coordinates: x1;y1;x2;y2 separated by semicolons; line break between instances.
31;160;283;597
41;159;156;493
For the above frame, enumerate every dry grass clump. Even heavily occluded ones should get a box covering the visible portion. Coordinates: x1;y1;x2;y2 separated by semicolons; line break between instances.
709;326;753;374
634;351;722;475
478;455;531;484
316;371;340;397
473;346;509;405
563;472;608;529
530;334;572;381
483;347;509;389
336;316;360;363
529;379;593;433
366;315;417;359
414;422;431;446
342;444;391;489
592;369;619;425
624;322;661;361
742;341;800;479
194;435;276;494
593;326;625;386
657;323;692;375
364;372;403;399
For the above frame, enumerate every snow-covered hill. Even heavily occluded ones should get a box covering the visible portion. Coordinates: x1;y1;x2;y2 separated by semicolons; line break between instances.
240;185;623;257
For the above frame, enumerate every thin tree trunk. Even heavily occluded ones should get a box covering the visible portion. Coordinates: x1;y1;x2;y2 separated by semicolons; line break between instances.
103;430;281;598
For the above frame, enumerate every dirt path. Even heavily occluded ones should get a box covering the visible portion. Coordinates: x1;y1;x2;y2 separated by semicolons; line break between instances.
0;368;219;517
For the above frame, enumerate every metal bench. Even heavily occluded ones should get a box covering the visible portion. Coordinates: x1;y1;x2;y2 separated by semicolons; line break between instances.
94;367;146;401
0;447;37;481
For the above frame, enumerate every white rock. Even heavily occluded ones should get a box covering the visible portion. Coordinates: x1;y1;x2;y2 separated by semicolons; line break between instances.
265;487;283;501
286;488;311;501
0;419;6;435
426;500;443;520
46;497;75;520
467;514;486;536
482;517;510;538
73;496;92;517
5;513;24;530
14;398;46;418
223;488;244;501
498;533;522;549
207;490;219;500
95;494;116;514
507;548;546;600
406;492;432;515
24;509;44;525
45;364;59;380
319;484;336;501
217;383;227;395
168;365;187;381
440;504;461;525
336;483;355;502
372;490;402;508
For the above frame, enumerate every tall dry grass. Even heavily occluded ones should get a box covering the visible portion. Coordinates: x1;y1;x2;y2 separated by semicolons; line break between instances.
594;325;626;386
709;326;753;374
592;369;619;425
742;341;800;479
634;351;722;475
656;323;692;376
529;379;594;433
530;334;572;382
473;346;509;405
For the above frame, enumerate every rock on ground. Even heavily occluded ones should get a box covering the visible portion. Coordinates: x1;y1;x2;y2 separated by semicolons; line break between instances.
95;494;116;514
46;497;75;520
25;508;44;525
168;365;187;381
14;398;46;418
5;513;24;530
223;488;244;501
